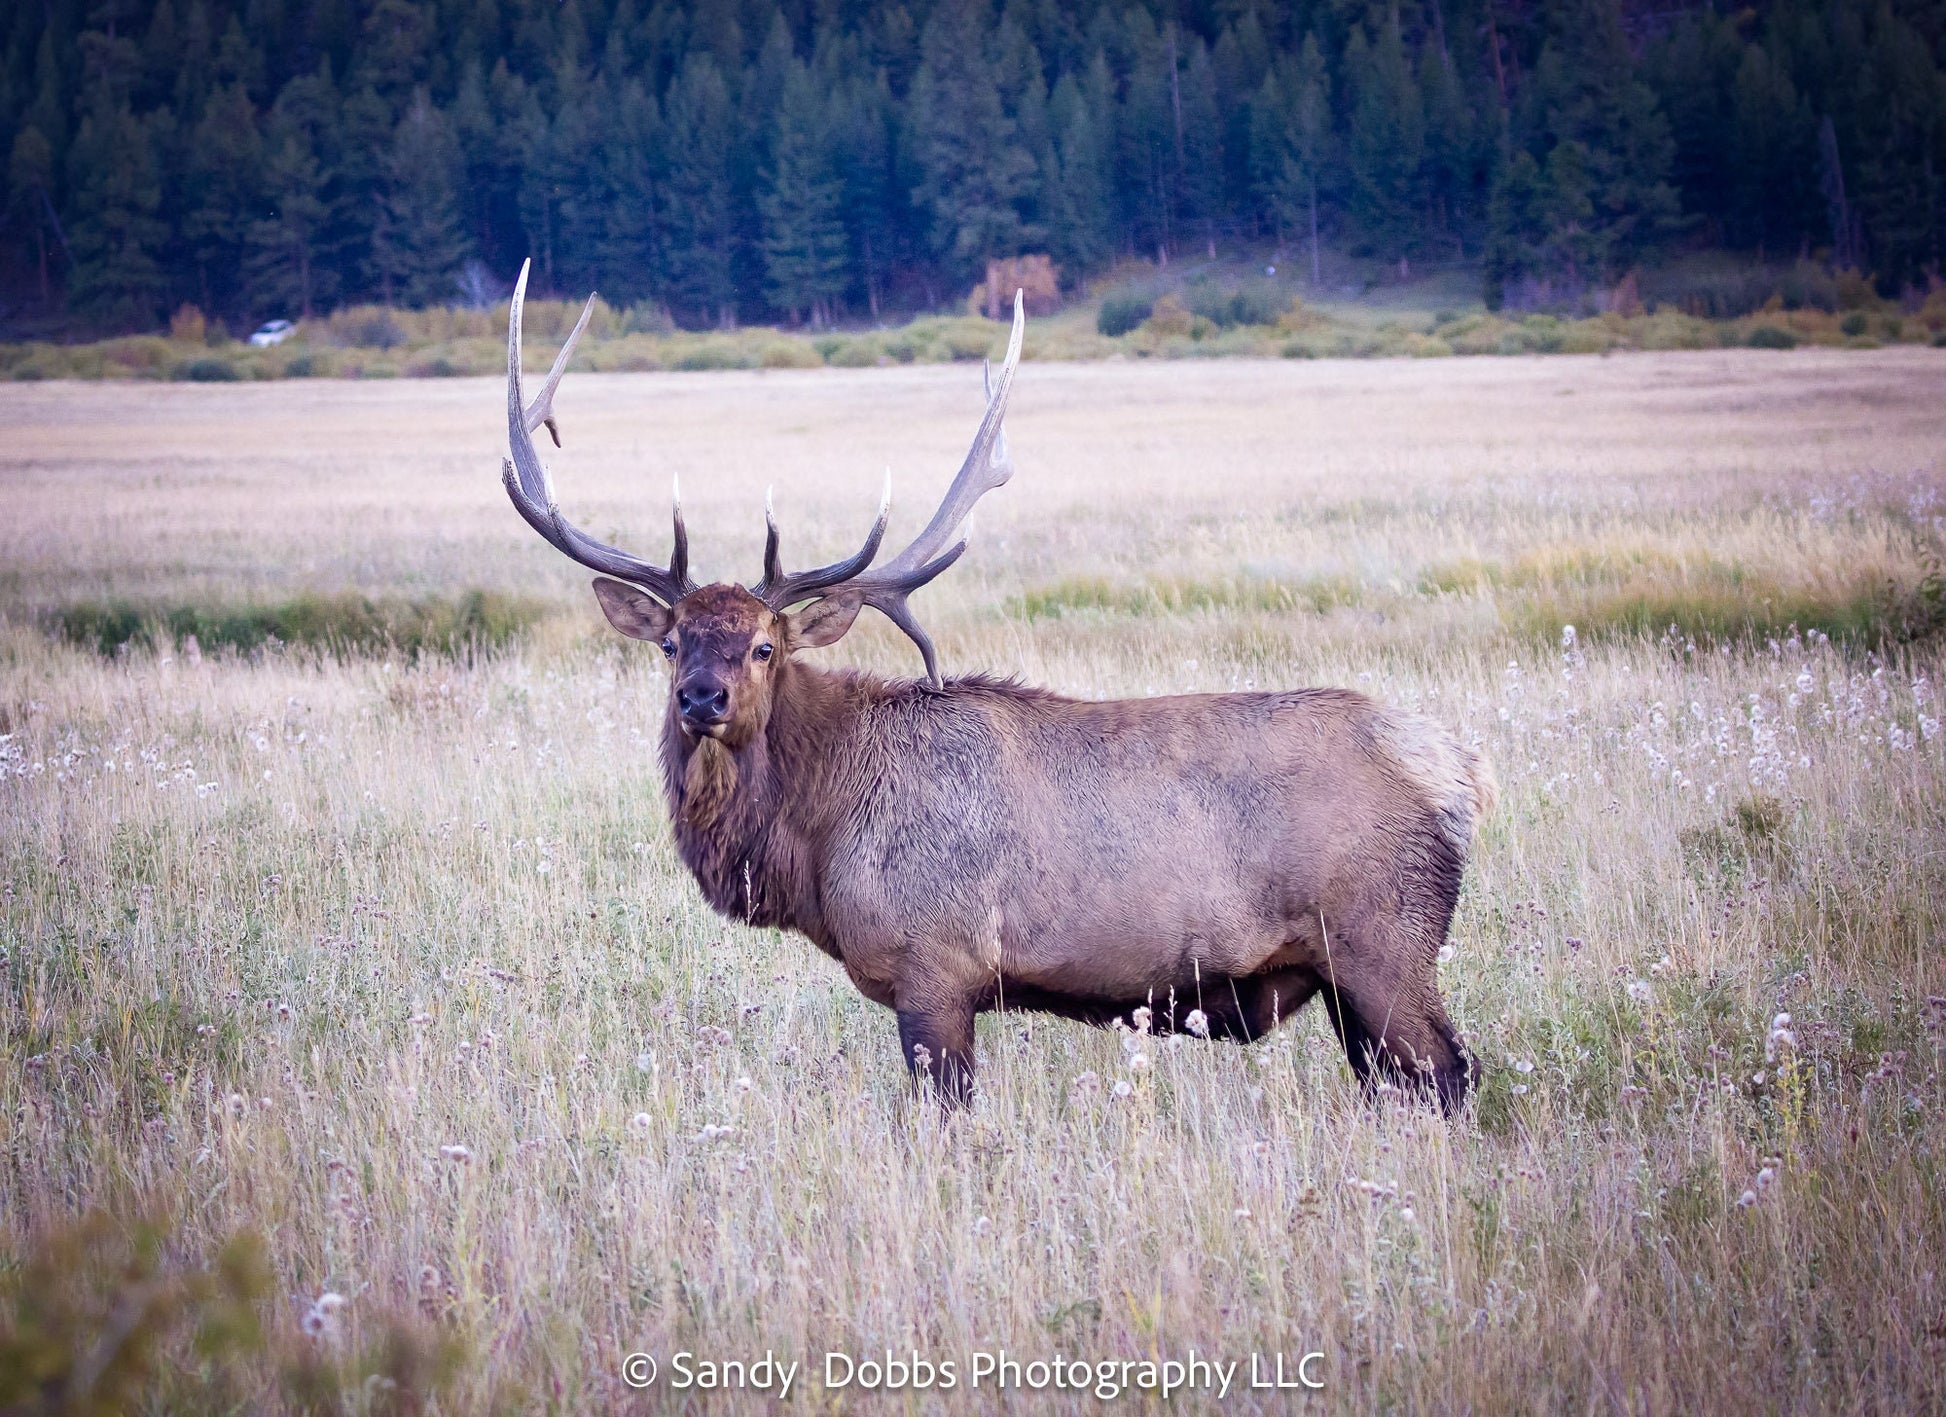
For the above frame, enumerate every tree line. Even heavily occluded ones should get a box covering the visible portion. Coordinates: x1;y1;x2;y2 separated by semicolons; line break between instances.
3;0;1943;335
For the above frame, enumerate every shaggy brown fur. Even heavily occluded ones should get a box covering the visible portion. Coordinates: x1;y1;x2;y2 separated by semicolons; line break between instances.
593;577;1493;1113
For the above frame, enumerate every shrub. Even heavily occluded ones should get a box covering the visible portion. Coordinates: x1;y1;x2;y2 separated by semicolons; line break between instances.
1097;292;1153;337
760;341;822;369
53;590;547;661
1228;279;1287;327
1746;326;1798;350
1142;293;1194;338
407;355;459;377
673;341;751;371
622;303;676;335
169;303;208;343
822;338;879;368
284;353;320;377
939;323;996;361
1181;280;1283;328
345;311;407;349
1840;311;1869;337
174;357;240;382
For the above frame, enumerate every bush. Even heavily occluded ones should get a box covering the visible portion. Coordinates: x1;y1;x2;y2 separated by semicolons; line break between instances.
822;338;879;368
345;311;407;349
1097;292;1154;337
1228;279;1288;327
1181;280;1285;329
283;353;320;377
1839;311;1869;337
759;340;822;369
174;357;240;382
53;590;546;661
1142;293;1194;338
169;303;208;343
672;341;751;371
622;303;676;335
1746;326;1798;350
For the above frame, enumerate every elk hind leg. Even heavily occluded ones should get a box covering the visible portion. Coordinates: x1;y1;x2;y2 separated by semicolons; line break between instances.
896;995;977;1108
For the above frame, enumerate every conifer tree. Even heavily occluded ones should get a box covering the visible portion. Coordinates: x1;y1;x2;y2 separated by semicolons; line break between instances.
908;1;1033;281
1046;58;1118;275
372;91;469;307
64;95;168;326
182;80;263;318
660;52;738;326
760;64;847;326
1344;22;1426;262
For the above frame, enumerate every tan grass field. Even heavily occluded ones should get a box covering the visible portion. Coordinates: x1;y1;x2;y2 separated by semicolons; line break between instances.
2;348;1944;1412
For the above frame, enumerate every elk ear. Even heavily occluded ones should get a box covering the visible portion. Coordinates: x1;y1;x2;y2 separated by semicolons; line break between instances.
591;577;674;641
786;591;864;649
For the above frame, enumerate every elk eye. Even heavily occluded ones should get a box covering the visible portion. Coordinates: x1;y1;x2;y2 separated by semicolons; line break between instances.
659;638;675;658
753;642;773;662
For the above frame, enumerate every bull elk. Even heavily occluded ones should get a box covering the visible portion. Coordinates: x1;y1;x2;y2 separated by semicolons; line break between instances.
499;261;1494;1113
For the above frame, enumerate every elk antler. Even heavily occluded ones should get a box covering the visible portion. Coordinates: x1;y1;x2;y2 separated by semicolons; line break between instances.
755;289;1025;686
502;258;696;604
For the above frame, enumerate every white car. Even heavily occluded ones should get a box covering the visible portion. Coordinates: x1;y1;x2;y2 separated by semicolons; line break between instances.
248;319;295;347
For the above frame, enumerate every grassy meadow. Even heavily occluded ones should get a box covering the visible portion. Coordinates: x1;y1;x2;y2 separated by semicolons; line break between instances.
6;261;1945;386
2;348;1944;1412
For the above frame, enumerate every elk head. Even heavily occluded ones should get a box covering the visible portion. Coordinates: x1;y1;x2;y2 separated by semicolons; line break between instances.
500;260;1024;807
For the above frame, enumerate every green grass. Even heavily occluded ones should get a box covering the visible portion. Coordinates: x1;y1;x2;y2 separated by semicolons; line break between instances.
52;590;546;662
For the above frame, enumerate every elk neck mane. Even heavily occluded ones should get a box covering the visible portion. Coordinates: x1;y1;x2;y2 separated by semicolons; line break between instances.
657;660;1060;940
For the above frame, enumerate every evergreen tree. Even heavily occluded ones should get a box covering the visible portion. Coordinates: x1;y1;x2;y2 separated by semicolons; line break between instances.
1731;45;1813;258
660;52;738;325
1344;22;1426;262
1178;37;1226;255
1046;58;1118;275
760;64;847;325
182;80;263;318
64;94;168;326
830;68;899;317
7;0;1946;330
596;77;663;306
908;1;1034;280
372;91;469;307
246;122;336;316
8;125;58;301
1251;35;1332;283
1522;0;1679;279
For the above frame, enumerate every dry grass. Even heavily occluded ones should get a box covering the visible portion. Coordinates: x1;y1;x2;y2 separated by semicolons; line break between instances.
2;348;1943;1412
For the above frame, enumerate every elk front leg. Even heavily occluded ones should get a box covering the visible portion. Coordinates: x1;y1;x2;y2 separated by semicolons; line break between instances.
895;988;977;1108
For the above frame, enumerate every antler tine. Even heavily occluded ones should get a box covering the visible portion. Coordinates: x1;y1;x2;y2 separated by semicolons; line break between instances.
746;289;1023;685
875;288;1023;579
751;473;892;608
523;290;597;447
821;290;1021;686
502;259;695;604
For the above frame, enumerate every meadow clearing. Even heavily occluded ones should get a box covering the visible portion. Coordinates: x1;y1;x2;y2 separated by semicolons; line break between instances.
2;347;1944;1413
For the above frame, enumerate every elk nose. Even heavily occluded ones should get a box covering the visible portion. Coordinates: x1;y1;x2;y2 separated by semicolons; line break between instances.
676;682;729;724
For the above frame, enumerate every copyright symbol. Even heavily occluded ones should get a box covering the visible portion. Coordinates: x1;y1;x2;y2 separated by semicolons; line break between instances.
621;1352;658;1388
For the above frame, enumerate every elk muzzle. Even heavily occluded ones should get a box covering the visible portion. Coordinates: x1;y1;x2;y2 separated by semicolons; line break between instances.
676;677;731;732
